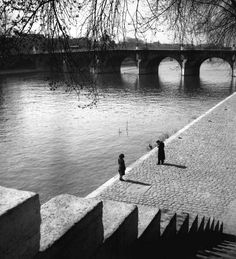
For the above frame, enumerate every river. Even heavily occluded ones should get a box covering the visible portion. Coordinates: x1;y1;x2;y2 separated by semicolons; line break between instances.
0;59;234;203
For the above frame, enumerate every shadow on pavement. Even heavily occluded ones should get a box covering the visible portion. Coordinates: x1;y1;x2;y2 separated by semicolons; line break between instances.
124;179;151;186
163;163;187;169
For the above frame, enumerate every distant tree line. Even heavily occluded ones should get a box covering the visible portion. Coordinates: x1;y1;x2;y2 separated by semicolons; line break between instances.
1;34;228;55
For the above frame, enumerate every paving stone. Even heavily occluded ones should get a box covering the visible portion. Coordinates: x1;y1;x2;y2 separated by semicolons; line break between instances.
90;93;236;235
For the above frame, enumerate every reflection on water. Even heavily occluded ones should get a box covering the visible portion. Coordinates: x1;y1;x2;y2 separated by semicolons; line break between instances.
0;61;234;203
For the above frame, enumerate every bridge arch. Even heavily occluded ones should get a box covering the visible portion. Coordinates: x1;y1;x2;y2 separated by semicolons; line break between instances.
120;57;138;74
199;57;231;78
94;52;137;73
139;56;182;75
183;55;233;77
158;57;181;76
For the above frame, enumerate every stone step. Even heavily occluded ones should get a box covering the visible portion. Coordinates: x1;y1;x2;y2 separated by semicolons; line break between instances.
217;246;236;253
198;215;219;233
198;216;208;232
211;218;221;232
189;214;199;234
214;220;222;232
203;249;236;259
222;240;236;244
197;246;236;259
35;194;103;259
195;254;209;259
214;220;221;232
194;216;223;235
160;210;176;239
0;186;40;259
136;204;160;243
221;241;236;247
196;250;219;258
216;244;236;249
207;257;235;259
212;247;236;256
210;219;216;232
212;247;233;252
176;212;189;235
94;199;138;259
197;253;233;259
204;217;213;232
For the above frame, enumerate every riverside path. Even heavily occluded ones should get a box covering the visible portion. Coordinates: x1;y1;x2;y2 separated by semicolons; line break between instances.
87;92;236;235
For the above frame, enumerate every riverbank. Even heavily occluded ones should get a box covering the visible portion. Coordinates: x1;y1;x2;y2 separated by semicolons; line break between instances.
87;92;236;235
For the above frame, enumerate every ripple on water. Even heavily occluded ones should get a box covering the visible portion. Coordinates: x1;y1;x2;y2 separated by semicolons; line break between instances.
0;61;234;203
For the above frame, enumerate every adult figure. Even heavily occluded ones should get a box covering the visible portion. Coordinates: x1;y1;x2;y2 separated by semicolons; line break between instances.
156;140;165;164
118;153;126;181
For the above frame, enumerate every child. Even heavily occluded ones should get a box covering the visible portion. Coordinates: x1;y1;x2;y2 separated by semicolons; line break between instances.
118;153;126;181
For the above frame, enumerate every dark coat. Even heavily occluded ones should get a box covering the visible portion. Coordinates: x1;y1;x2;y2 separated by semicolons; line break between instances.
118;158;126;175
158;141;165;160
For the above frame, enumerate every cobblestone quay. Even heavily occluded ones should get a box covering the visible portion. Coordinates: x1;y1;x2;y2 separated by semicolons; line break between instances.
87;92;236;235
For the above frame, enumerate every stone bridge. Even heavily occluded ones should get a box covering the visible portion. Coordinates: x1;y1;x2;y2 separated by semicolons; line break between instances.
2;49;236;77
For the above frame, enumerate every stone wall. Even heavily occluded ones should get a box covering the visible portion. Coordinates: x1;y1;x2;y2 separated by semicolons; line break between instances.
0;185;225;259
0;186;40;259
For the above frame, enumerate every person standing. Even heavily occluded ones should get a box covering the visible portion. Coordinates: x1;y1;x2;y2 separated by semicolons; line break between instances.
118;153;126;181
156;140;165;164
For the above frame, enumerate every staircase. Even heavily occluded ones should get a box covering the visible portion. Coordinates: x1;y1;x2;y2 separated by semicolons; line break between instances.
1;185;235;259
34;195;228;259
195;234;236;259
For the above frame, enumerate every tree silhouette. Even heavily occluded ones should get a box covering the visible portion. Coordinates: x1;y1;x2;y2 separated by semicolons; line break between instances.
1;0;235;106
160;0;236;46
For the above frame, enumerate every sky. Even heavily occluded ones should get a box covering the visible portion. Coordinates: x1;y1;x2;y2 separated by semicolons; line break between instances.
69;1;174;43
70;26;173;43
3;0;174;44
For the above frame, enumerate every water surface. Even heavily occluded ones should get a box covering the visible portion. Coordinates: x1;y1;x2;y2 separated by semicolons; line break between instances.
0;60;234;203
